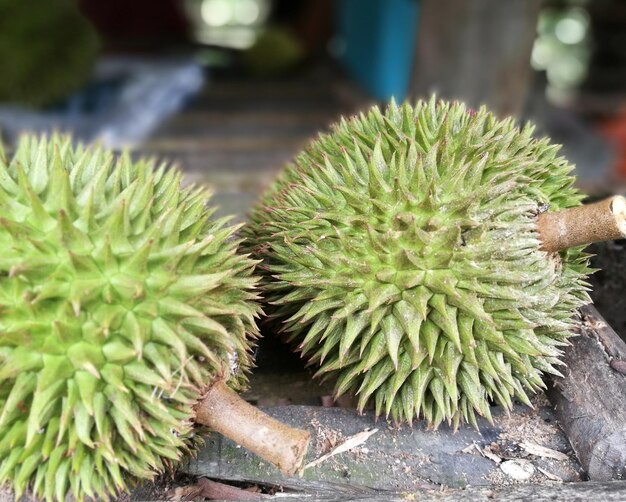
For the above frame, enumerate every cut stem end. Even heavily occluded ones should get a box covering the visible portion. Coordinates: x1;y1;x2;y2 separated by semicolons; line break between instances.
194;380;311;476
538;195;626;253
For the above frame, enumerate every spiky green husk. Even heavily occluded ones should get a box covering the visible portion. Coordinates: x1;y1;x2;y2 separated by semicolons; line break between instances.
0;135;260;501
244;99;591;429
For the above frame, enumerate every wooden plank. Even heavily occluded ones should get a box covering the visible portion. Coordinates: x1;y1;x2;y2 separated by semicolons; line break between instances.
183;404;581;494
547;304;626;481
144;136;311;153
5;479;626;502
202;481;624;502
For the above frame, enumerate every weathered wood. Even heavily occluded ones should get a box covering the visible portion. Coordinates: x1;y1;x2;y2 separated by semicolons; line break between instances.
122;479;626;501
409;0;541;117
184;404;580;494
223;481;622;502
547;304;626;481
6;478;626;502
377;481;626;502
181;481;622;502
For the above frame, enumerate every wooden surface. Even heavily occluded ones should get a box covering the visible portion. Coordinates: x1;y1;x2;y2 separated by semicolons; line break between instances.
548;304;626;481
125;479;626;502
6;479;626;502
142;66;359;222
183;404;581;494
179;304;626;494
369;482;626;502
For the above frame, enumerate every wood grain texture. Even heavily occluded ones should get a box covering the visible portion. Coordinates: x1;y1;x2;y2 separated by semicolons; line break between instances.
4;480;626;502
262;481;625;502
184;404;580;494
548;304;626;481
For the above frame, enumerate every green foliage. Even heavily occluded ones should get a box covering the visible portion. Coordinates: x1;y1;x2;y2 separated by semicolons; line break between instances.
244;98;591;429
241;27;305;77
0;135;260;500
0;0;99;107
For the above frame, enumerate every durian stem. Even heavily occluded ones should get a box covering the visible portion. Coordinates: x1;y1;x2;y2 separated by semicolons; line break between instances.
195;380;310;476
538;195;626;253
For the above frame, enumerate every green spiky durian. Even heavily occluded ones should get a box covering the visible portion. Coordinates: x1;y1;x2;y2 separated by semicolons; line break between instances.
244;99;591;429
0;135;260;501
0;0;99;107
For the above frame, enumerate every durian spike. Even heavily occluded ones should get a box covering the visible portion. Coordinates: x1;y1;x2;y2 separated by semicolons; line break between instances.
195;380;311;476
538;195;626;253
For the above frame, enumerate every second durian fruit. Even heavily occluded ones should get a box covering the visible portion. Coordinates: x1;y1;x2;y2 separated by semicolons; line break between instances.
0;134;309;502
245;99;601;428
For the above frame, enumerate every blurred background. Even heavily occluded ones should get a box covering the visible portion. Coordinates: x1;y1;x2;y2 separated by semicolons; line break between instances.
0;0;626;215
3;0;626;397
1;0;626;220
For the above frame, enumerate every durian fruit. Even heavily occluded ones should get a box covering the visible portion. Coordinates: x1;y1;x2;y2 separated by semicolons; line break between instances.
0;134;309;502
0;0;99;107
244;98;626;429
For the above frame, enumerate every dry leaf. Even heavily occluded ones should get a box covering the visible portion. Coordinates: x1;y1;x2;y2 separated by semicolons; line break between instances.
537;466;563;482
461;443;480;454
461;442;501;463
303;428;378;470
481;447;502;464
520;441;569;461
197;478;266;500
169;484;204;501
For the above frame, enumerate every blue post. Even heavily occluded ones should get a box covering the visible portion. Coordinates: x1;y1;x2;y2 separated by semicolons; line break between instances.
336;0;420;102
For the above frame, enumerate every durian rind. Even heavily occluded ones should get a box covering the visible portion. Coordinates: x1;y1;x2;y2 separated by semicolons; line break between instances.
245;98;590;429
0;135;260;501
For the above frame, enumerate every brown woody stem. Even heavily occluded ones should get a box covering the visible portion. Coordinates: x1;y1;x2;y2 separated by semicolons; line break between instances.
194;380;310;476
538;195;626;253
